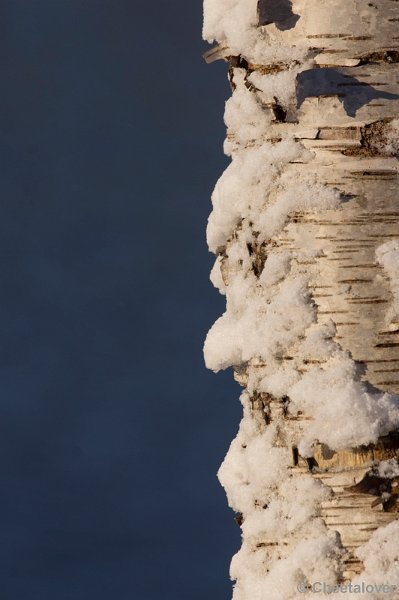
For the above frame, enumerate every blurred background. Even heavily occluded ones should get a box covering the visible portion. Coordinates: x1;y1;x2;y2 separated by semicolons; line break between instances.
0;1;242;598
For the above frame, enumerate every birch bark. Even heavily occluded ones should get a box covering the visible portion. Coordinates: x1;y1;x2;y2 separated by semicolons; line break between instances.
204;1;399;598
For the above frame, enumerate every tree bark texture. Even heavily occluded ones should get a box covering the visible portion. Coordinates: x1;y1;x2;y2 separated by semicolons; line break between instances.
204;1;399;598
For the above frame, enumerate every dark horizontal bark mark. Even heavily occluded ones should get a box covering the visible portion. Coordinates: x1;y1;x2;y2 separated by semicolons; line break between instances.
349;299;388;304
339;264;378;268
367;359;399;362
358;50;399;64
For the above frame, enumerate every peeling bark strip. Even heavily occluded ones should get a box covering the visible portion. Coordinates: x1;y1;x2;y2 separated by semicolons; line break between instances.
203;1;399;599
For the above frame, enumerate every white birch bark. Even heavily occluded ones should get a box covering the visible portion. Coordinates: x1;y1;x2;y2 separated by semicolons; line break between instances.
203;1;399;598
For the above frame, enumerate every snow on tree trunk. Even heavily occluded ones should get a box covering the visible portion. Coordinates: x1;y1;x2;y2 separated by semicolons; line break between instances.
203;1;399;598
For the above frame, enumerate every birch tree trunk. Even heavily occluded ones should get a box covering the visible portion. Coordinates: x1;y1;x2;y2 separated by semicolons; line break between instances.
203;1;399;598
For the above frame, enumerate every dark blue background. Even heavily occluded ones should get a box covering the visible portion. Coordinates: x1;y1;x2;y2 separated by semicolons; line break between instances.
0;1;241;598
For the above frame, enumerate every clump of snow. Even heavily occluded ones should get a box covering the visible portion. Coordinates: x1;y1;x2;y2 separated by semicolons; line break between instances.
352;521;399;598
204;253;316;371
207;137;308;253
210;255;226;295
207;69;336;254
287;351;399;456
203;0;258;53
257;531;342;600
298;321;337;362
256;181;341;243
203;0;310;65
223;70;274;149
230;527;342;600
259;363;300;398
218;392;342;600
375;458;399;479
248;63;308;118
218;393;292;514
241;475;331;541
258;252;292;286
